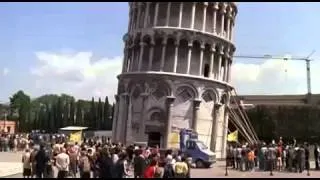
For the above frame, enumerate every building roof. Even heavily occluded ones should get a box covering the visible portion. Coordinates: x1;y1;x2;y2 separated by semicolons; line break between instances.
59;126;88;131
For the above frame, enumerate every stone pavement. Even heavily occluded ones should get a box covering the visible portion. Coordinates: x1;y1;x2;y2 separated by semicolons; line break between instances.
0;152;23;178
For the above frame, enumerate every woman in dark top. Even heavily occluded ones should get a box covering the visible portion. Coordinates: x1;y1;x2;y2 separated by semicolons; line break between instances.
97;148;113;178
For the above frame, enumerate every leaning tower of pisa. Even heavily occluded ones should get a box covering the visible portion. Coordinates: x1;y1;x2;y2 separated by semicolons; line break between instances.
112;2;237;159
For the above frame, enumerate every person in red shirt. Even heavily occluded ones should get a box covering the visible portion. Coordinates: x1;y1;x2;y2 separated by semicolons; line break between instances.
143;159;158;178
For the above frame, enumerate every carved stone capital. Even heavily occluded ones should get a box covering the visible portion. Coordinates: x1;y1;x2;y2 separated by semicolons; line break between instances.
193;99;202;109
214;102;222;108
200;44;205;50
166;96;176;105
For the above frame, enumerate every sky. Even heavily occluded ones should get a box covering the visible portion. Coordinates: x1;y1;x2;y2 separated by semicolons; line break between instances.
1;2;320;103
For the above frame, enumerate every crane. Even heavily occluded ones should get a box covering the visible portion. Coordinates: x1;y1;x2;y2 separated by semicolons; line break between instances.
232;51;315;96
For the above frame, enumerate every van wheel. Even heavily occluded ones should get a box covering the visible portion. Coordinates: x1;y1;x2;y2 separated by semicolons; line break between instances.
196;159;205;168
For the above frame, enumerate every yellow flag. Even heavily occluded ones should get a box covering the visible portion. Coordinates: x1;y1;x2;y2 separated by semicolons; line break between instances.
168;132;180;149
69;131;82;143
227;130;238;142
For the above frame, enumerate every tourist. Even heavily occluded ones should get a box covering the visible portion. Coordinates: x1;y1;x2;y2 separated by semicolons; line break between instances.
79;150;91;178
174;156;188;178
97;148;113;178
143;159;158;178
133;149;145;178
22;149;32;178
55;148;70;178
163;155;175;178
34;144;47;178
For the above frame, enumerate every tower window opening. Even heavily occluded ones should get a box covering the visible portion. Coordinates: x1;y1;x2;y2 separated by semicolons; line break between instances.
204;64;209;77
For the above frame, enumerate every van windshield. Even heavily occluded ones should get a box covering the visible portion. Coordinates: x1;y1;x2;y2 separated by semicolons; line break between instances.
196;141;208;150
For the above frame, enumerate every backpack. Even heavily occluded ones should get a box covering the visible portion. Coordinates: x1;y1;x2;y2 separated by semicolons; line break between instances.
163;164;174;178
82;156;91;173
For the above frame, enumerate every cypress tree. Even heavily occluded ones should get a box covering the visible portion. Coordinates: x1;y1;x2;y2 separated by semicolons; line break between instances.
75;100;83;126
90;97;96;129
69;99;75;125
104;96;110;130
98;98;103;129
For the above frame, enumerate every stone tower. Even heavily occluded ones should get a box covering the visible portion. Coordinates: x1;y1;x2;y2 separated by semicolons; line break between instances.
112;2;237;159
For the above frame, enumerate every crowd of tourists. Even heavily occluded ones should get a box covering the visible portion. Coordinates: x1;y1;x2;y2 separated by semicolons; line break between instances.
14;133;192;178
226;137;319;173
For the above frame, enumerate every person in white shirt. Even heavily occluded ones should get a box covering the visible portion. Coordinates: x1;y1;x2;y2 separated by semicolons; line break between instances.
22;149;32;178
55;148;70;178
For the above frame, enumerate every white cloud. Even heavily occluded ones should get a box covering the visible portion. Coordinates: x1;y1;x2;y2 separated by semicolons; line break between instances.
30;51;123;102
2;68;9;76
30;51;320;103
231;58;320;95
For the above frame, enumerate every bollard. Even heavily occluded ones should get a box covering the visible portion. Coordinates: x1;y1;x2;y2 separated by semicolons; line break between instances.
225;158;229;176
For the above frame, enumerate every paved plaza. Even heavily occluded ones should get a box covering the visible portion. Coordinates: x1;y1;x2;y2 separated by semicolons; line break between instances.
1;152;320;178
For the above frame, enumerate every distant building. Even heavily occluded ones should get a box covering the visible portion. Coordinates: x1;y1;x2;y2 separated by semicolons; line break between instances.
0;120;16;134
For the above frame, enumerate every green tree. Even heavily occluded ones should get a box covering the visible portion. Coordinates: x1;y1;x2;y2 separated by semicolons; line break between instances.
97;98;103;129
104;96;110;130
75;100;83;126
56;97;63;129
63;101;69;127
69;99;75;126
90;97;96;129
9;90;31;132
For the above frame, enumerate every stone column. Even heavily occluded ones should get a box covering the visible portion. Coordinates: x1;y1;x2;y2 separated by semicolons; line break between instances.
128;7;133;33
165;96;175;149
122;46;128;73
227;60;232;82
129;45;135;72
220;5;226;37
187;42;192;74
223;55;228;81
190;2;196;29
160;37;167;71
199;43;205;76
139;93;148;140
130;6;136;32
209;45;216;78
144;2;151;28
192;99;202;132
121;93;130;144
148;39;155;70
136;3;142;29
173;40;179;73
213;102;226;159
213;3;219;34
221;94;230;159
217;46;224;80
231;20;235;42
166;2;171;26
111;95;120;143
178;2;183;28
226;11;231;40
153;2;159;26
138;41;145;71
202;3;208;32
125;96;133;145
210;103;221;151
115;93;129;143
